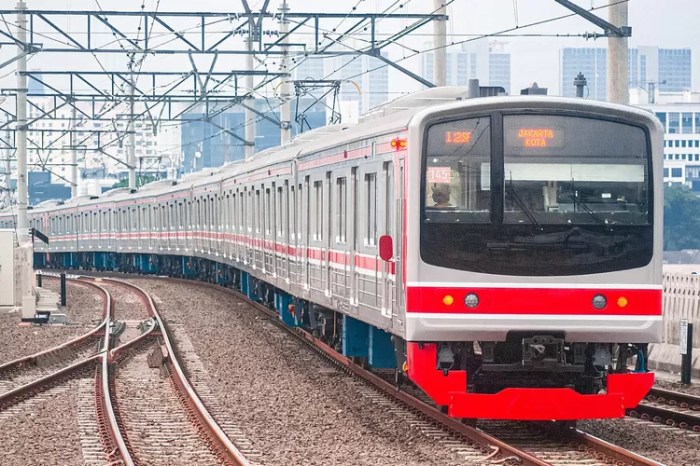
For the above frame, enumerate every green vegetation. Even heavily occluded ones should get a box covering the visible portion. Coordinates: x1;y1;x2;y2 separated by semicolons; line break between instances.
111;176;157;189
664;185;700;251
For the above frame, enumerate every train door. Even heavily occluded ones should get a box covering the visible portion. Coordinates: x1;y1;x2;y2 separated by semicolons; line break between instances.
349;167;359;306
381;161;395;320
307;173;327;294
302;176;311;290
332;170;350;301
357;162;381;310
393;159;405;331
264;184;275;276
324;171;332;296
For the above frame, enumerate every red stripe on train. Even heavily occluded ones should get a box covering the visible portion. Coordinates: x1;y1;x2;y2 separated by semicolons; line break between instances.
406;286;662;316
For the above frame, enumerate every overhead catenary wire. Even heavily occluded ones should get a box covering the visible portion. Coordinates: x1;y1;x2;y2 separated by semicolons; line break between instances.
2;0;632;179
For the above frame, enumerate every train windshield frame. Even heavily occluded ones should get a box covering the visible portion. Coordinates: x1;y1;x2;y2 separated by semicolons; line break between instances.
420;110;654;276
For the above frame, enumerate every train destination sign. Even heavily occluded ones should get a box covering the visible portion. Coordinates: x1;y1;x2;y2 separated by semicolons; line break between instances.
444;130;473;145
512;127;564;148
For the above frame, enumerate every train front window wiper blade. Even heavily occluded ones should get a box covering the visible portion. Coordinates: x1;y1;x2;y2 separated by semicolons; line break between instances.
563;193;609;229
505;184;542;230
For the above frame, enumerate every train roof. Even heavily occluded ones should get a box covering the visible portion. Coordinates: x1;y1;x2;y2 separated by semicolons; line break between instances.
23;89;664;214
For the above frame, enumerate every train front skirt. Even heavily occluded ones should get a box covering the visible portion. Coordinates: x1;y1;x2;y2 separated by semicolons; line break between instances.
407;342;654;420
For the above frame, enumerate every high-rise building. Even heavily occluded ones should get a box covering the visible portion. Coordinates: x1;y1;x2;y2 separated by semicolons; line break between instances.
421;40;511;93
560;46;692;99
632;91;700;189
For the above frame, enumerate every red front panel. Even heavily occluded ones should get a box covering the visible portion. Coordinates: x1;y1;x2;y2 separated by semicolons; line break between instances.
406;286;662;316
407;342;654;420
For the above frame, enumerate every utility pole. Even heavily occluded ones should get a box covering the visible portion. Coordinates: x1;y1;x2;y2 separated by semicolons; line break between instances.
15;0;28;242
70;102;78;197
244;29;256;158
128;61;136;189
279;0;292;145
607;0;629;104
3;126;11;209
433;0;447;87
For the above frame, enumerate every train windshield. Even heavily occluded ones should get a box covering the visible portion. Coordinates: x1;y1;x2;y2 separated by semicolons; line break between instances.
421;113;653;276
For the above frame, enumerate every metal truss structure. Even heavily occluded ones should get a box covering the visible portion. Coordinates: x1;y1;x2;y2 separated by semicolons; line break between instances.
0;5;447;165
293;80;342;133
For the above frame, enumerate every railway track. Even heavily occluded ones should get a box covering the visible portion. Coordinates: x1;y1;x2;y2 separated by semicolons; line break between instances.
629;386;700;432
83;277;250;466
0;278;110;412
161;277;662;466
0;275;251;466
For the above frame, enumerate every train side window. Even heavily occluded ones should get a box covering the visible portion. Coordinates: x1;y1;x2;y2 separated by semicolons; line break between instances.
276;186;284;238
265;187;272;236
365;173;377;246
336;177;347;243
384;162;394;237
290;186;296;241
313;180;323;241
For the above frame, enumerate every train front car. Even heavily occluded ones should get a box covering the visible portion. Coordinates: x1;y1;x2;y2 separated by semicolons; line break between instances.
404;97;663;420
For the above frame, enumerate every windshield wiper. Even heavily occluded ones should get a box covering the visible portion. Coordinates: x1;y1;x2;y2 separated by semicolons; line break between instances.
505;184;542;230
563;192;609;229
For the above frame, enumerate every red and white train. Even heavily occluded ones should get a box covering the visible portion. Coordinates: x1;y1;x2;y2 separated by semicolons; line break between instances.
2;87;663;420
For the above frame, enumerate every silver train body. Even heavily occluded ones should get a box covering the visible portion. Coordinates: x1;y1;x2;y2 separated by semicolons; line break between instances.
2;89;664;420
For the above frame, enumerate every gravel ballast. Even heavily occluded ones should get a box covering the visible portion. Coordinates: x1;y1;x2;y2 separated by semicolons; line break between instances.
580;418;700;466
133;278;475;466
0;279;103;364
0;381;84;466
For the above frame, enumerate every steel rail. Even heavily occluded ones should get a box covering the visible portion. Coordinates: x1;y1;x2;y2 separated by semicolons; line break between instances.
0;279;111;411
100;318;158;466
648;387;700;409
0;277;109;377
90;277;250;466
629;404;700;432
626;387;700;431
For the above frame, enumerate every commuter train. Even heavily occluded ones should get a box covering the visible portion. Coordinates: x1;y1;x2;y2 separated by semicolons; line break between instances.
1;87;664;420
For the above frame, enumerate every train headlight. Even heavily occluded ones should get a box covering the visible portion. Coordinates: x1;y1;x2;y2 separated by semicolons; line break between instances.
592;294;607;310
617;296;628;308
464;293;479;308
442;295;455;306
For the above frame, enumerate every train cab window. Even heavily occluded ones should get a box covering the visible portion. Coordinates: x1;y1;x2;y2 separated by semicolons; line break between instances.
423;116;491;224
421;112;653;276
502;114;649;227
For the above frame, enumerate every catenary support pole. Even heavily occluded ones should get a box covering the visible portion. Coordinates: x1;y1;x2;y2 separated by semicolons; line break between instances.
15;0;28;242
433;0;446;87
279;0;292;145
607;0;628;104
3;127;11;208
128;75;136;189
244;32;256;158
70;103;78;197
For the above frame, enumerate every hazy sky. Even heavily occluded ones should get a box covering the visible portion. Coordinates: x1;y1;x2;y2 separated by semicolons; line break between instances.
0;0;698;99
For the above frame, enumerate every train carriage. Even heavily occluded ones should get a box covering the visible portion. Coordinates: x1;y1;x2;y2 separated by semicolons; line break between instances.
3;87;663;421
